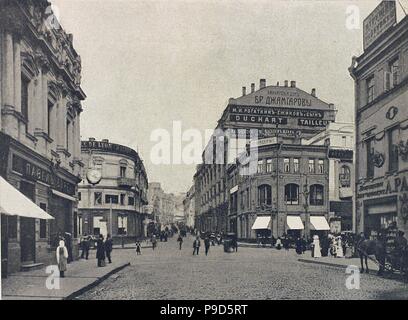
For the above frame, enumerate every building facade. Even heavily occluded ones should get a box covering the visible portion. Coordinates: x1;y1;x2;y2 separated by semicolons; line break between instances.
350;3;408;238
78;139;148;243
194;79;337;239
304;122;355;232
183;185;195;228
147;182;176;226
0;0;85;274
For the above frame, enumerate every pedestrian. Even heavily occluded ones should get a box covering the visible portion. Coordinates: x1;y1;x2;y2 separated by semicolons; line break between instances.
151;235;157;250
193;236;201;255
105;234;113;264
275;237;282;250
136;241;142;255
80;234;90;259
295;237;302;255
312;235;322;258
204;236;211;256
177;234;183;250
56;240;68;278
64;232;73;263
96;234;106;267
336;236;344;258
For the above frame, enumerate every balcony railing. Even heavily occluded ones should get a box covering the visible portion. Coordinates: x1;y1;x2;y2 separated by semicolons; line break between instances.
117;177;137;188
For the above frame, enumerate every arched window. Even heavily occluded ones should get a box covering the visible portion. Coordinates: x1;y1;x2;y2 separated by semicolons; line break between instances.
339;166;351;187
285;184;299;205
310;184;324;206
258;184;272;206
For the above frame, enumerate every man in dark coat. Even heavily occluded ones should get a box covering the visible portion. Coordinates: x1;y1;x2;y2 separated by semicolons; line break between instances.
204;236;211;256
105;234;113;264
193;236;201;255
96;235;106;267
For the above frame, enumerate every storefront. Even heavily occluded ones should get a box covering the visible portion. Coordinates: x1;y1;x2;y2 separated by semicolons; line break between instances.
286;215;304;239
0;133;80;274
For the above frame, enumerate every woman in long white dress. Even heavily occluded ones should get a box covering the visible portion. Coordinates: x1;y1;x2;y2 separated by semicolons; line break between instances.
313;235;321;258
336;236;344;258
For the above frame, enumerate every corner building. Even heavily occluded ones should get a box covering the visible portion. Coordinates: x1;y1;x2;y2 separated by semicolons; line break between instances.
350;4;408;237
78;139;148;243
0;0;85;274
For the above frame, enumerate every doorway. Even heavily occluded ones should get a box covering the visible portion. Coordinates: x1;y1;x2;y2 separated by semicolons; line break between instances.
19;181;36;263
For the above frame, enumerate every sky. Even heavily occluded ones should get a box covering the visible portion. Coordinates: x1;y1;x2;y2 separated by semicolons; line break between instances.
51;0;407;194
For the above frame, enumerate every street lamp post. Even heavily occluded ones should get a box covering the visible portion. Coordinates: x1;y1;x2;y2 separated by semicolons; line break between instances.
303;178;310;241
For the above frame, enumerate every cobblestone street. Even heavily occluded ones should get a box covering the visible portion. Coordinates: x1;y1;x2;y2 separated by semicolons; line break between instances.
77;236;408;300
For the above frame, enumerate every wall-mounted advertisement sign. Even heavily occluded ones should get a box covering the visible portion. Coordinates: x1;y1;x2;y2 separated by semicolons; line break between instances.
363;0;396;50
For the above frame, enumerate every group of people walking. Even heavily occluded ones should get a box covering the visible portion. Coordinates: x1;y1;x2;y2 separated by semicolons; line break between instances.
95;234;113;267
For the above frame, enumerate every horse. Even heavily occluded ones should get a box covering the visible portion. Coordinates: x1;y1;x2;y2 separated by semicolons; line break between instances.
355;233;387;275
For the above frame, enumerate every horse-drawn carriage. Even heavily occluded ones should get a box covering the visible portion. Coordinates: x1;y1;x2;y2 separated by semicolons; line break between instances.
356;226;408;278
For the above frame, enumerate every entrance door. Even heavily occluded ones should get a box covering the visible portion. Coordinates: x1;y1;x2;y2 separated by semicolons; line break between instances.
19;181;36;263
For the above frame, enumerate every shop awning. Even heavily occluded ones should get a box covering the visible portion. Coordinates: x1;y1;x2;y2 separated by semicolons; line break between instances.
251;216;271;230
0;176;54;220
286;216;304;230
310;216;330;231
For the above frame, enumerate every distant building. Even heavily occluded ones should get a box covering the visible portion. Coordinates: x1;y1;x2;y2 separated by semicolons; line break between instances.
194;79;337;240
183;185;195;228
147;182;177;225
350;2;408;237
78;139;148;242
304;122;354;232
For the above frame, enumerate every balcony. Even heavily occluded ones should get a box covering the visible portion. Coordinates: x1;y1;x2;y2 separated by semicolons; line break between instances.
117;177;137;188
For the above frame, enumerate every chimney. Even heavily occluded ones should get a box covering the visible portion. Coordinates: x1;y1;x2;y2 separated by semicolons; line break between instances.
242;86;246;96
290;81;296;88
102;139;109;143
311;88;316;97
251;83;255;93
89;137;95;142
260;79;266;89
284;80;288;87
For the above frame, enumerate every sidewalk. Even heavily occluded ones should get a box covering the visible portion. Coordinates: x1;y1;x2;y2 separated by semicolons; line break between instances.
1;250;130;300
298;255;377;270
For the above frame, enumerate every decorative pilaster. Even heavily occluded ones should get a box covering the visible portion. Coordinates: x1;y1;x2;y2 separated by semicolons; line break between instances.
13;36;22;113
3;32;15;108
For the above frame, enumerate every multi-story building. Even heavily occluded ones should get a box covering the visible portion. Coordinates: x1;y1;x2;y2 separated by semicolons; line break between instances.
147;182;176;226
304;122;355;232
78;139;148;243
183;185;195;228
0;0;85;274
194;79;337;239
350;2;408;237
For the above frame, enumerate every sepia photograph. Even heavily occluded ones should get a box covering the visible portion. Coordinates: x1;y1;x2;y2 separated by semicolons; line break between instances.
0;0;408;306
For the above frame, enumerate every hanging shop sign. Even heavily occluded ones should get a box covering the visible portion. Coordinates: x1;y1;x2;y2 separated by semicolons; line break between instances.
357;174;408;200
12;154;76;196
363;0;396;50
328;148;353;160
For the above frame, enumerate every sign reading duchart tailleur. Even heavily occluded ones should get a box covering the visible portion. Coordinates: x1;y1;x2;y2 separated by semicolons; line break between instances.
363;0;396;50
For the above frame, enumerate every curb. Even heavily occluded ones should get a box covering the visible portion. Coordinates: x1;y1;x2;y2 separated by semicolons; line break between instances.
298;258;359;270
63;262;130;300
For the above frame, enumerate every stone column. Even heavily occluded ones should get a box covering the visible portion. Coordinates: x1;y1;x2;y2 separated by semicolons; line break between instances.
3;31;14;108
41;72;48;133
13;37;21;113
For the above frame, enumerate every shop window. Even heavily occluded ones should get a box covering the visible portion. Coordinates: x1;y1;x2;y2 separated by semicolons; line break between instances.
366;76;375;104
117;215;128;235
388;126;399;173
308;159;315;173
310;184;324;206
8;216;17;239
39;203;47;239
285;184;299;205
339;166;351;188
128;196;135;206
258;184;272;206
284;158;290;173
94;192;103;205
293;158;300;173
